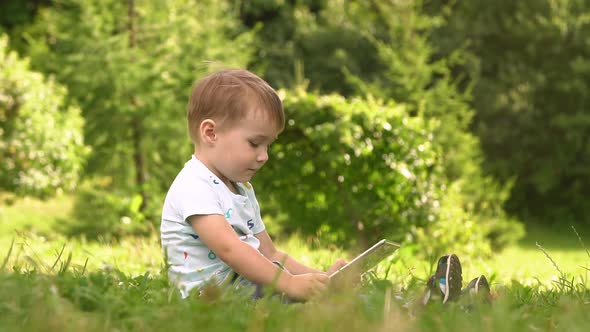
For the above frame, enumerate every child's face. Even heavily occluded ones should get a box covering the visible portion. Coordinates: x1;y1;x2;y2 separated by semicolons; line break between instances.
209;110;279;185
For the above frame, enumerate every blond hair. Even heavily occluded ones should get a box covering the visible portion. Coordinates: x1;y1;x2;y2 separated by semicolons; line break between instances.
187;69;284;144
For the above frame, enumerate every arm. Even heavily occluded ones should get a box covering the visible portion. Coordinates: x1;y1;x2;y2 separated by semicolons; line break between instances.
256;230;349;276
190;214;328;300
255;230;322;274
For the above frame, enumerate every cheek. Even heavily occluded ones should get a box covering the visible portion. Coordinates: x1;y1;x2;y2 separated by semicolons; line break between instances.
228;147;250;162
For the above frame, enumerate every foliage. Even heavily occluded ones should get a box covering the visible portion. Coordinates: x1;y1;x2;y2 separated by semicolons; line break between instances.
1;228;590;332
58;178;152;240
432;0;590;225
6;0;585;245
1;205;590;331
239;0;522;249
325;0;524;248
0;34;88;198
21;0;254;221
237;0;304;88
0;0;50;32
4;267;588;332
241;0;383;95
409;180;523;259
256;90;474;254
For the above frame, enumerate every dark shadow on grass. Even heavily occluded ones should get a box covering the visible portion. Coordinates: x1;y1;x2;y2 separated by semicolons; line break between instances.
516;223;590;251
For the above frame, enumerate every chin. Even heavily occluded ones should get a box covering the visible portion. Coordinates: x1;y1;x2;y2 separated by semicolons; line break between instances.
233;175;252;183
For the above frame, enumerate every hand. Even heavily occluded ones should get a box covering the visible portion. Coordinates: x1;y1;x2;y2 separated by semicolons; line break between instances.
284;273;329;301
326;258;348;276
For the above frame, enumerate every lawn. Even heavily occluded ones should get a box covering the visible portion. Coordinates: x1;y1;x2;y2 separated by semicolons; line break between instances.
1;195;590;331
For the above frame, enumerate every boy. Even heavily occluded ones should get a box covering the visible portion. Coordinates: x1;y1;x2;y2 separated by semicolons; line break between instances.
160;69;347;301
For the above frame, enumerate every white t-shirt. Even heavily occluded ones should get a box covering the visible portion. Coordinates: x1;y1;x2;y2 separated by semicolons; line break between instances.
160;155;266;298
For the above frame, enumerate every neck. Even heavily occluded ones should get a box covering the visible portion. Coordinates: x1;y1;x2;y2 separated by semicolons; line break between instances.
193;152;239;194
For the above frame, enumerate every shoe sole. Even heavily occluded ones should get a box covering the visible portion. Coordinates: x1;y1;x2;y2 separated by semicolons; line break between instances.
442;254;462;304
443;255;452;303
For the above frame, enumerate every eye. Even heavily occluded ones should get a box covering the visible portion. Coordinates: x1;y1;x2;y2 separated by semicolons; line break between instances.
248;141;259;148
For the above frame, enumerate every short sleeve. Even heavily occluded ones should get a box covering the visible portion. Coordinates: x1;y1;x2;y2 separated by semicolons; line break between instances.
173;177;225;223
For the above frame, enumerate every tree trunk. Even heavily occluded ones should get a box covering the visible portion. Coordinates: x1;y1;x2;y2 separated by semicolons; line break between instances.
128;0;147;213
132;116;147;212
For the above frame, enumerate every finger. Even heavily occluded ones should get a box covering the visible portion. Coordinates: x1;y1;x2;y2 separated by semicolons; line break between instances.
314;278;330;286
311;281;327;296
321;273;330;280
316;274;329;283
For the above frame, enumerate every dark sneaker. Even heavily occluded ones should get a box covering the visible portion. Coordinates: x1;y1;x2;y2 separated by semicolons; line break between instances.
422;275;439;305
422;254;463;305
462;275;491;303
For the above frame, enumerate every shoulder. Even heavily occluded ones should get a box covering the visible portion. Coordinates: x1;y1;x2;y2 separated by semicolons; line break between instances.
168;157;225;197
163;157;228;220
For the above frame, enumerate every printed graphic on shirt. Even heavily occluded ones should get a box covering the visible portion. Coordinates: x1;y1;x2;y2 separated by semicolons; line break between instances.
185;233;199;240
224;208;233;219
247;219;254;229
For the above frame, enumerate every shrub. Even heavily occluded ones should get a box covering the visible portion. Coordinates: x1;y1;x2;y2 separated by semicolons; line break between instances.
0;34;88;198
252;91;424;249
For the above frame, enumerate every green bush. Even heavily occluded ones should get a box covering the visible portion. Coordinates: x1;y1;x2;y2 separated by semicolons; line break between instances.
255;89;525;257
254;91;479;256
0;34;88;198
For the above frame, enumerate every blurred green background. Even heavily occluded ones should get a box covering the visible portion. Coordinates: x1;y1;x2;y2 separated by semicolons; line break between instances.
1;0;590;261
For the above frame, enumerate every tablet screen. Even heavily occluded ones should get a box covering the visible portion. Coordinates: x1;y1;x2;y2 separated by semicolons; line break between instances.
329;239;400;280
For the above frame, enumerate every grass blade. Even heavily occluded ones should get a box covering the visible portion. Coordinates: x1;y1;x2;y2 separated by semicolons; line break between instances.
1;237;15;270
50;243;66;272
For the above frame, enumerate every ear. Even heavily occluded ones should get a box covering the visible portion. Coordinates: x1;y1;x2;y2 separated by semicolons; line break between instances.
199;119;217;145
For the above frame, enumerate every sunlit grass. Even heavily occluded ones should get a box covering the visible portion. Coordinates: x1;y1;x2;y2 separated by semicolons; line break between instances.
1;195;590;331
0;193;73;236
2;195;590;285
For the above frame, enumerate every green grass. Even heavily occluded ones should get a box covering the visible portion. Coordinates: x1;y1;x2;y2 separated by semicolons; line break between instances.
0;194;73;236
1;196;590;331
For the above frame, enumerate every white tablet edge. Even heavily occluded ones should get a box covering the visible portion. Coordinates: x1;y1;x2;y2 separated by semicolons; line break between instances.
329;239;400;279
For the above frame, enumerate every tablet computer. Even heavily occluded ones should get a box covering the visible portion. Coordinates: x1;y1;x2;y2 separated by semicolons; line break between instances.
329;239;400;281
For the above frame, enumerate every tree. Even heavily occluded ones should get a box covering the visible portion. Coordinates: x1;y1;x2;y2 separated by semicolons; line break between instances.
23;0;254;221
433;0;590;225
237;0;330;90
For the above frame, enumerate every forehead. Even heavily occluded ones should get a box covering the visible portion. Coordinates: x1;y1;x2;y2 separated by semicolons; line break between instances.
234;109;281;137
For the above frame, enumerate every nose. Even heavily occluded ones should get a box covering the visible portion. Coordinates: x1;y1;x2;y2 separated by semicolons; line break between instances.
257;148;268;163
